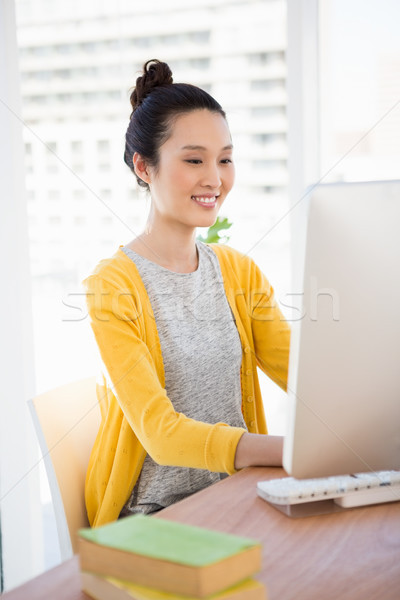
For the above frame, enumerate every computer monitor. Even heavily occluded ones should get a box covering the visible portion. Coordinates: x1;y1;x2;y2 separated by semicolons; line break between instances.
283;180;400;479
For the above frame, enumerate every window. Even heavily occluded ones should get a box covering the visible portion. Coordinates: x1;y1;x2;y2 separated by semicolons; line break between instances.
48;190;60;201
248;51;285;66
71;141;83;153
319;0;400;182
73;189;86;200
55;43;73;54
46;142;57;153
13;0;291;581
97;140;110;154
253;159;287;170
251;106;286;118
189;31;210;44
252;133;286;145
250;79;285;92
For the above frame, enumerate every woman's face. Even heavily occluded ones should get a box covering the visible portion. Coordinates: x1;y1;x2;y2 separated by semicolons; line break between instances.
138;109;235;231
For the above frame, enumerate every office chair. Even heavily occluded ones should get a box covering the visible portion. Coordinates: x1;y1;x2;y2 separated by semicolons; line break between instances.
28;376;100;560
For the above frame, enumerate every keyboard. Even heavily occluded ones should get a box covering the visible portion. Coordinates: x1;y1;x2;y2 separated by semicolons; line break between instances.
257;470;400;508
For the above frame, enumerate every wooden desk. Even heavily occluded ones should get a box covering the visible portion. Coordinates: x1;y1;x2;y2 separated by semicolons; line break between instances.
3;467;400;599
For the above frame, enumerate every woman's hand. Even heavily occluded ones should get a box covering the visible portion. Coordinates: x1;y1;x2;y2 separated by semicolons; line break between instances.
234;433;283;470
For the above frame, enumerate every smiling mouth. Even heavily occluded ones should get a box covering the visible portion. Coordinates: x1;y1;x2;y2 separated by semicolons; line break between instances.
191;195;219;205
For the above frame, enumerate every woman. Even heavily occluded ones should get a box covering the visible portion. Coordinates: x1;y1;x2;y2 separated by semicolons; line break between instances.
83;59;290;527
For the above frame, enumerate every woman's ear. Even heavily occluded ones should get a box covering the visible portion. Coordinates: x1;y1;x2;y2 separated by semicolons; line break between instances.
133;152;151;184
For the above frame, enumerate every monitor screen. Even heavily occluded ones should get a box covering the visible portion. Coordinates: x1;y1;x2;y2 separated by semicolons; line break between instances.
283;180;400;478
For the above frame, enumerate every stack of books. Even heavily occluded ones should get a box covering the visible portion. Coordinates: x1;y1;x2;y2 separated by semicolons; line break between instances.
78;513;267;599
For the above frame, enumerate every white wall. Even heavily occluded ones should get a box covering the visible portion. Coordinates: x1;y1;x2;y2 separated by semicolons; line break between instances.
0;0;44;590
287;0;320;289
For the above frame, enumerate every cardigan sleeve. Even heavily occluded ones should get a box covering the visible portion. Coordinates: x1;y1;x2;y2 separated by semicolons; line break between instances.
84;274;246;475
207;243;290;393
247;259;291;391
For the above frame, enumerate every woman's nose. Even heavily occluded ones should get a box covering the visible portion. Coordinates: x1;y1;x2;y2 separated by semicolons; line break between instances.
201;162;222;188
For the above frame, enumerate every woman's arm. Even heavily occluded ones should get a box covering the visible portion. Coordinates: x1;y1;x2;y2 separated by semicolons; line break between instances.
234;432;283;470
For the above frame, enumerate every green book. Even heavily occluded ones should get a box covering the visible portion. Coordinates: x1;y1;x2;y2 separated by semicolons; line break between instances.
79;514;262;598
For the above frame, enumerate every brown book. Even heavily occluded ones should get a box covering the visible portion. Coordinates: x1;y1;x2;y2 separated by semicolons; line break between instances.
78;514;262;598
81;571;267;600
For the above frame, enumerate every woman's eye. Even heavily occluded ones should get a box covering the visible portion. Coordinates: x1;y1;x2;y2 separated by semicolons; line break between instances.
184;158;232;165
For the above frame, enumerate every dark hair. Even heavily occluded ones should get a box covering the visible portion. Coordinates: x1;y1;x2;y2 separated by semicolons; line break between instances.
124;59;227;189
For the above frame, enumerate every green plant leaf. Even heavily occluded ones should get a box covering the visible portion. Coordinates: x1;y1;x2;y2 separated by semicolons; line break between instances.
197;216;233;244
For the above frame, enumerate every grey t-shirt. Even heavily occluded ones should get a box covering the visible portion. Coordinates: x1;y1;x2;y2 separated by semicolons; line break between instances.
120;241;246;514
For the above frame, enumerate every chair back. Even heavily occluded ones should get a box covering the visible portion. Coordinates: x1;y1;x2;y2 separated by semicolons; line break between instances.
28;376;100;559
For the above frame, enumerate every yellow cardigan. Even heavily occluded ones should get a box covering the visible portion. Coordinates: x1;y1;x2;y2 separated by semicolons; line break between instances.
83;243;290;527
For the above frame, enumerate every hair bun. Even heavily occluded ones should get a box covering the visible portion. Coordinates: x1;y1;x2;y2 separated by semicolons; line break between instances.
130;59;173;113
